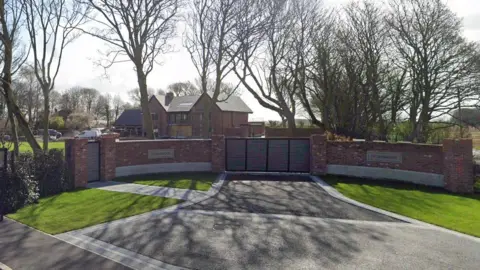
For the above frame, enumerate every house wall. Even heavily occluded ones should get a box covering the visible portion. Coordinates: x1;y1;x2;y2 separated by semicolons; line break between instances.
149;96;168;136
189;94;223;136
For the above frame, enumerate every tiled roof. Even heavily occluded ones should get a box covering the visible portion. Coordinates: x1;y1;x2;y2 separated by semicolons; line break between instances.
114;109;142;126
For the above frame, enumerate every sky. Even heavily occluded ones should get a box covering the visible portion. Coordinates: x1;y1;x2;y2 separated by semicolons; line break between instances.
53;0;480;122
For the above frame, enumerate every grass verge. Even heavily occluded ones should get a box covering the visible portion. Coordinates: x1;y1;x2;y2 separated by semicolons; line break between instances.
323;175;480;238
7;189;181;234
6;141;65;153
115;172;216;191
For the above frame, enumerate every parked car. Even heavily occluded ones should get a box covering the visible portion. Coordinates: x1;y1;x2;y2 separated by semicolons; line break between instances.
75;129;102;140
37;129;62;139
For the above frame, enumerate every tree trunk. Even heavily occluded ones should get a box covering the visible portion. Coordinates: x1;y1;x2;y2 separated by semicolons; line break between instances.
6;100;19;156
42;89;50;153
0;23;41;154
136;67;154;139
285;112;296;137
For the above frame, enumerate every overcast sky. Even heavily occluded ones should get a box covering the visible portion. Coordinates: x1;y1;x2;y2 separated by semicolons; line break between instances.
53;0;480;121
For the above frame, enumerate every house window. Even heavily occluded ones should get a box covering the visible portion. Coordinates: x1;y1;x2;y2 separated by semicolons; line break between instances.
170;113;188;124
151;113;158;121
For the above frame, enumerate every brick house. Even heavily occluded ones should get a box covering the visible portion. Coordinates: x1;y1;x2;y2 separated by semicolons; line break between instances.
116;92;252;137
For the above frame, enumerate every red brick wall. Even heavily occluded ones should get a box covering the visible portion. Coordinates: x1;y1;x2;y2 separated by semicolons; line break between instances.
326;141;443;174
65;139;88;188
116;139;212;167
443;139;474;193
266;127;324;138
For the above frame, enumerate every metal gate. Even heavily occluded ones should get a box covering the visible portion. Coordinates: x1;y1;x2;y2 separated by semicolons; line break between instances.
87;142;100;182
226;138;310;172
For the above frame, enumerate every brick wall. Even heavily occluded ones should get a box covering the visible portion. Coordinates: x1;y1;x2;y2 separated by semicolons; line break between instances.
443;139;474;193
116;139;212;167
327;141;443;174
265;127;324;138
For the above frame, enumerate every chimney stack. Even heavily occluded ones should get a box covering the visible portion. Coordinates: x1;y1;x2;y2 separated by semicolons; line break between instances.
165;92;174;106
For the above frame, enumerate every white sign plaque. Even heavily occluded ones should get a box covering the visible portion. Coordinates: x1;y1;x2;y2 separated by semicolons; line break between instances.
367;151;402;164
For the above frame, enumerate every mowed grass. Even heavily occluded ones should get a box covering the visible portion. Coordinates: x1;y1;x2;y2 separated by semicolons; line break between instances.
115;172;217;191
7;189;181;234
6;141;65;153
323;175;480;238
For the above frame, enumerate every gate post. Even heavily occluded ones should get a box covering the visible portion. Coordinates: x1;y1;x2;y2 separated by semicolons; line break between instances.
443;139;474;193
211;135;225;172
100;133;119;181
65;138;89;188
311;135;327;175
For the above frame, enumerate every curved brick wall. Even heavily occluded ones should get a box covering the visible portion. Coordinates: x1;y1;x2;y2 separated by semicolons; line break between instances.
327;141;443;174
116;139;212;167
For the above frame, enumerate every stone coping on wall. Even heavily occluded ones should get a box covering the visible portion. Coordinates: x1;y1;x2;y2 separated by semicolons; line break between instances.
116;139;212;143
327;140;443;148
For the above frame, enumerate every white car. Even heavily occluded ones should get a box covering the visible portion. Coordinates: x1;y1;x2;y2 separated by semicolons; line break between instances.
76;130;102;140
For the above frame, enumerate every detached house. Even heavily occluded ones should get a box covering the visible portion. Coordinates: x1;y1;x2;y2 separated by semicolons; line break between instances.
116;92;252;138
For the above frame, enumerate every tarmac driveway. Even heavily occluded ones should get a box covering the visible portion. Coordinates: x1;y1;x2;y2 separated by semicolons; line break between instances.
82;174;480;270
184;174;397;221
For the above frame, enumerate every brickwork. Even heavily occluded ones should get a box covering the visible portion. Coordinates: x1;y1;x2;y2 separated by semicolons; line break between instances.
100;133;119;181
211;135;225;172
116;139;212;167
310;135;327;174
224;127;249;137
266;127;324;138
443;139;474;193
327;141;443;174
65;138;89;188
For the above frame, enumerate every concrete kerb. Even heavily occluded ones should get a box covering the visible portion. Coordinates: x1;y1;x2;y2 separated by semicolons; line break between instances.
0;262;12;270
311;175;480;243
62;172;226;236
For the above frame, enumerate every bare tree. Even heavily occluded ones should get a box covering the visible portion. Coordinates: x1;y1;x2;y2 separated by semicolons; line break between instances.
386;0;480;142
16;66;42;125
0;0;41;155
128;87;155;107
80;0;181;139
233;0;313;133
23;0;90;152
185;0;242;137
94;93;111;126
112;94;123;121
81;87;99;113
167;81;198;96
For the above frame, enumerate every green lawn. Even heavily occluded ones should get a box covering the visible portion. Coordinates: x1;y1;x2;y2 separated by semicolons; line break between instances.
115;172;216;191
7;189;181;234
323;175;480;238
6;141;65;153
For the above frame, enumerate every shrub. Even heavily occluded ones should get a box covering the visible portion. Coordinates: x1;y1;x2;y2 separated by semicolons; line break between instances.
0;150;71;215
49;116;65;130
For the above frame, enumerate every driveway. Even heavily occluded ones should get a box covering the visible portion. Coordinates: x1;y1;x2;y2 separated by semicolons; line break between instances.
0;218;130;270
76;174;480;270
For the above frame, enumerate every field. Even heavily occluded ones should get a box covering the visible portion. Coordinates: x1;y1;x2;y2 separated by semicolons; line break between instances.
4;141;65;153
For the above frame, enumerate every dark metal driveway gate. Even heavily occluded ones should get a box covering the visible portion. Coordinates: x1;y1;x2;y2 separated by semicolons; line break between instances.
87;141;100;182
226;138;310;172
